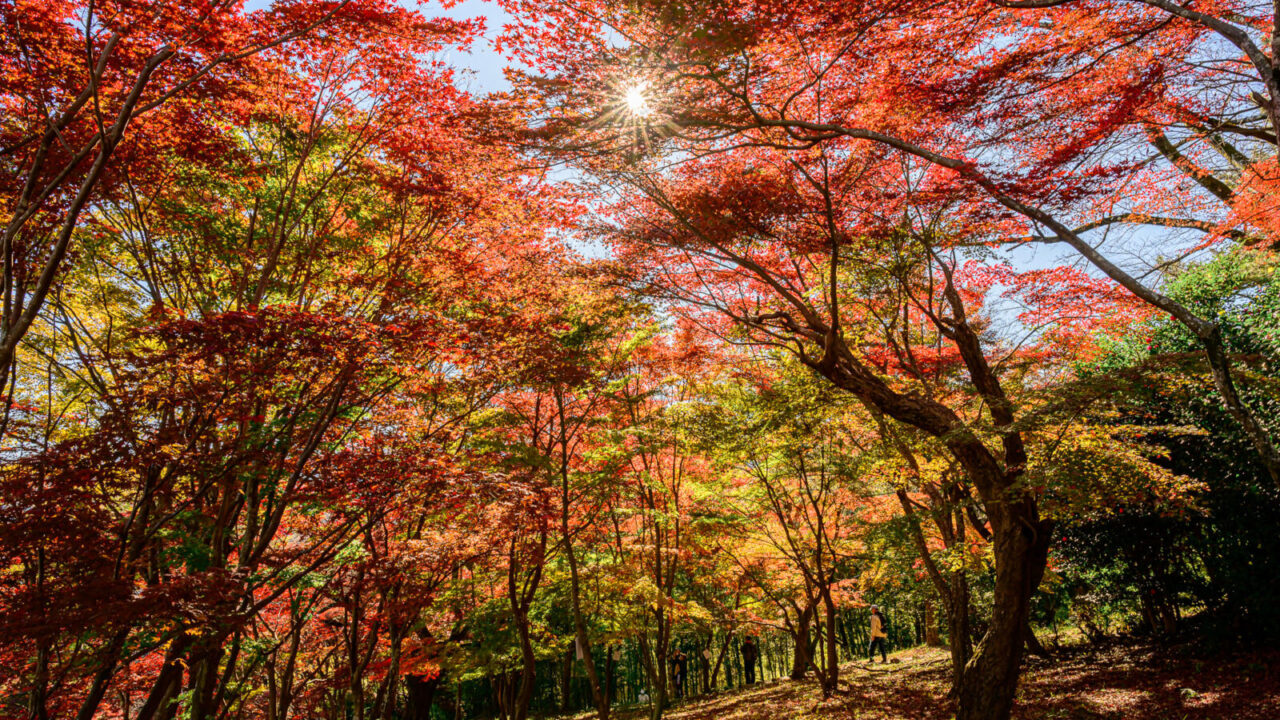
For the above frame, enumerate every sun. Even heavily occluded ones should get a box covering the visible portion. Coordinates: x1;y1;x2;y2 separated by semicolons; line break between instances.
623;81;653;118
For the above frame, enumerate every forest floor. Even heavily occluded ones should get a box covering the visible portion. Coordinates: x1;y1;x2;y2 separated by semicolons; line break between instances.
606;639;1280;720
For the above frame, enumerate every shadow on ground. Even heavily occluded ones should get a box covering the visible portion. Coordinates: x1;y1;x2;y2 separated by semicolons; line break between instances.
576;640;1279;720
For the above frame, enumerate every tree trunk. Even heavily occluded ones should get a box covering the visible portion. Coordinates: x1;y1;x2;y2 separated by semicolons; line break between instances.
507;527;546;720
1159;602;1179;635
925;600;942;647
73;629;129;720
560;646;573;713
954;514;1051;720
565;539;609;720
135;634;192;720
606;645;616;706
491;673;514;720
698;637;711;694
185;636;224;720
405;676;439;720
1141;591;1159;635
559;412;609;720
1200;314;1280;486
708;632;731;689
946;574;973;695
642;631;669;720
512;609;538;720
1023;622;1051;659
28;636;50;720
819;590;839;697
790;604;814;679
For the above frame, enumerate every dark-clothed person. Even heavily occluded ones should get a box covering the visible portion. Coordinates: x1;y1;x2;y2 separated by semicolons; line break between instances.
671;649;689;698
742;636;759;684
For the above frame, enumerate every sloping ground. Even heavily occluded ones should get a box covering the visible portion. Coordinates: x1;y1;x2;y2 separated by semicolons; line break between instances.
636;641;1280;720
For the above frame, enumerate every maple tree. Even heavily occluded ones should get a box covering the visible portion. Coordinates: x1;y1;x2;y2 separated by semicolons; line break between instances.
0;0;481;403
503;0;1280;487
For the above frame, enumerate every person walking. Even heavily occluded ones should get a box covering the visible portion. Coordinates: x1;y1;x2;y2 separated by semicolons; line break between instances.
670;648;689;699
741;636;759;684
868;605;889;663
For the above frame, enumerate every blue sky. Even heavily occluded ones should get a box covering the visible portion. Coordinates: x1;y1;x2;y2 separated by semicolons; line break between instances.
245;0;515;93
435;0;515;94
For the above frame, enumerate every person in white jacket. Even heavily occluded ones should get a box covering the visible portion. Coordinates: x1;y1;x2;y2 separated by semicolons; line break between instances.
868;606;888;663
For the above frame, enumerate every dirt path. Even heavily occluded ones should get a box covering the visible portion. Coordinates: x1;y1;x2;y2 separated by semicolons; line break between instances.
588;642;1279;720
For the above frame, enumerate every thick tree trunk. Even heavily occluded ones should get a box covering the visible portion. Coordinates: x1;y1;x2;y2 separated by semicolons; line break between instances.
698;637;711;694
655;611;672;718
708;632;731;688
1159;602;1179;635
644;631;669;720
405;675;440;720
955;513;1051;720
790;604;814;679
557;397;609;720
507;528;546;720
